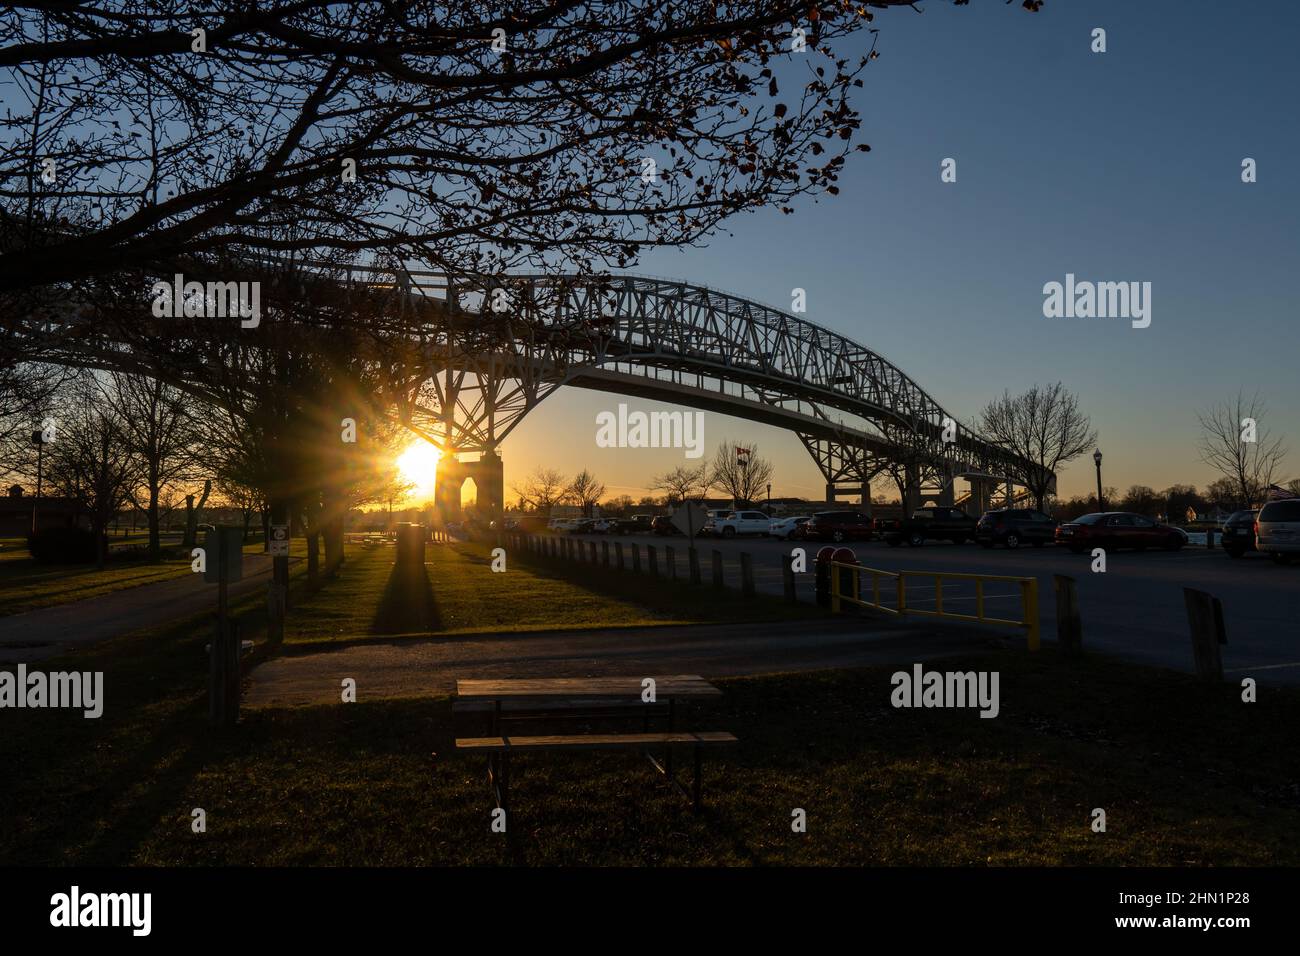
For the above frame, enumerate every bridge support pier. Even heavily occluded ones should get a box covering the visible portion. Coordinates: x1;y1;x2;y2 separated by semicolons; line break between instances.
967;477;992;518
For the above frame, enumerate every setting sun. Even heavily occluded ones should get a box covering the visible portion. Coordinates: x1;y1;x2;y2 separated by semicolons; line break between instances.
396;441;440;501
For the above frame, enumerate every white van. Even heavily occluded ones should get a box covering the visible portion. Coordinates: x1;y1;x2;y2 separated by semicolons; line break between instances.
1256;498;1300;564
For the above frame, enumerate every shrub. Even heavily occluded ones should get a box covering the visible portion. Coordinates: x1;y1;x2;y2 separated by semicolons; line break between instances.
26;526;99;564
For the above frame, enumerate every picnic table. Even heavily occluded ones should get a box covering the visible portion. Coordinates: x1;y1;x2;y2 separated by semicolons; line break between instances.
454;675;736;816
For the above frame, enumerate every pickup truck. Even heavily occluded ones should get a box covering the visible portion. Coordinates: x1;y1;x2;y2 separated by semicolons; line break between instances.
880;507;978;547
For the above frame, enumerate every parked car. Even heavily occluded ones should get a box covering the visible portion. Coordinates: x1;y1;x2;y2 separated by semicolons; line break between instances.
975;508;1057;549
1219;509;1259;558
770;515;811;540
803;511;874;543
1256;498;1300;564
707;510;771;537
566;519;597;534
1054;512;1185;553
650;515;681;536
882;507;977;547
696;509;734;537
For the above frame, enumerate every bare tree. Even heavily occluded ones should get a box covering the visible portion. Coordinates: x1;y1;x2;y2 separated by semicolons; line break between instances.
1197;391;1287;509
708;440;774;507
650;463;711;505
43;379;141;567
102;371;197;560
511;466;567;515
565;469;606;518
978;383;1096;512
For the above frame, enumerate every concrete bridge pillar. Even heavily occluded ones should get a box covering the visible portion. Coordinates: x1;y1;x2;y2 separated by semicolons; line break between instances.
434;454;464;526
968;477;991;518
860;482;873;517
903;463;922;515
936;482;955;507
475;450;505;525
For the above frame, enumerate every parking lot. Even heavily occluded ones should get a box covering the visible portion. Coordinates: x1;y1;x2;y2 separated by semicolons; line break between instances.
561;531;1300;683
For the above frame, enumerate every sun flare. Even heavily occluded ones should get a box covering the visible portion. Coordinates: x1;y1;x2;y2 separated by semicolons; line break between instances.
396;441;440;500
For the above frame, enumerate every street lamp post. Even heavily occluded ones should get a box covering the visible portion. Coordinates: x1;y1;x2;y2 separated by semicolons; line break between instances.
30;429;47;534
766;482;771;510
1093;449;1104;512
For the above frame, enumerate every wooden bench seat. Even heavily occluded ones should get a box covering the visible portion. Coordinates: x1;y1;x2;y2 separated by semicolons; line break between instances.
457;731;737;751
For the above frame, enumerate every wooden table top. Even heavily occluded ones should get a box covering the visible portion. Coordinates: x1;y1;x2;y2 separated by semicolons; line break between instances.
456;675;722;700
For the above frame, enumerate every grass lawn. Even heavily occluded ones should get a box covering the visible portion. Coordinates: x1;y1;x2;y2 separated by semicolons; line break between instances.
0;535;273;617
3;536;1296;866
283;538;821;646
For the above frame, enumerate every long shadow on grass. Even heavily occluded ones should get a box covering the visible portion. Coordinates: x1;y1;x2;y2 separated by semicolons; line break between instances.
371;560;443;635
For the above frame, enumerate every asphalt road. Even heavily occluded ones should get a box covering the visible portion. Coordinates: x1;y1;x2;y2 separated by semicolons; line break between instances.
0;554;282;663
563;531;1300;683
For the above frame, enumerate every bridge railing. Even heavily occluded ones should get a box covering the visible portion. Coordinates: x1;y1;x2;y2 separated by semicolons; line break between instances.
828;561;1040;651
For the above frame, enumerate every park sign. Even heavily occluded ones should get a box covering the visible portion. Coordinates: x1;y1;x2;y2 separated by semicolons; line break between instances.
670;502;709;539
269;523;290;557
202;526;244;584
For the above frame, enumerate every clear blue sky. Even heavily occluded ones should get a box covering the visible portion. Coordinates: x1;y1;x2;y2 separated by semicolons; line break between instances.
497;0;1300;504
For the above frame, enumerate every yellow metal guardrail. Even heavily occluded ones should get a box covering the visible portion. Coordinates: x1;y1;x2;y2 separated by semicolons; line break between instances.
828;561;1040;651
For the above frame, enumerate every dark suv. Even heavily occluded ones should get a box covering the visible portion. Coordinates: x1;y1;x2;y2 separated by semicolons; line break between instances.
882;507;977;547
803;511;874;543
1219;509;1258;558
975;509;1057;549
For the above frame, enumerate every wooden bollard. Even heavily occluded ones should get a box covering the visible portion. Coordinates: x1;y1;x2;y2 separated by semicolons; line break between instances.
665;546;676;580
740;552;755;596
615;541;625;570
688;546;701;584
712;550;724;589
1054;574;1082;655
602;540;610;566
782;555;797;603
1183;587;1226;682
588;541;598;563
632;543;642;572
648;545;659;577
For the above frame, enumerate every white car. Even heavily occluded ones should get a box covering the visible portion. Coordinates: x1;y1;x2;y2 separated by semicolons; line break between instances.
711;510;771;537
770;515;811;540
1256;498;1300;564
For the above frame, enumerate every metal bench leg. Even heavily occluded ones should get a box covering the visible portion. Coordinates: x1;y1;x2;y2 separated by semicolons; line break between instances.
500;751;511;819
693;745;702;812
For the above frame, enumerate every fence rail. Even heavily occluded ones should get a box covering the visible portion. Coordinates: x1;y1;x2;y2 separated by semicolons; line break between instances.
829;561;1040;650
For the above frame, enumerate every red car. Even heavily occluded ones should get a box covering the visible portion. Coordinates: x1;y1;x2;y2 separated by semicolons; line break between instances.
802;511;874;543
1055;512;1186;553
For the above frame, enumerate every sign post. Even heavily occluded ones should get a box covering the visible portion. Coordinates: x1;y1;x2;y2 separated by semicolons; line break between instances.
204;526;244;726
671;502;708;586
268;522;289;646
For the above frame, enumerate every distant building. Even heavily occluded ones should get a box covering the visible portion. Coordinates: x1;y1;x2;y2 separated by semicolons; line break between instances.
0;485;86;537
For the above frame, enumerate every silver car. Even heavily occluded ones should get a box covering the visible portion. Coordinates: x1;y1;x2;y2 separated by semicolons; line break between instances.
1256;498;1300;564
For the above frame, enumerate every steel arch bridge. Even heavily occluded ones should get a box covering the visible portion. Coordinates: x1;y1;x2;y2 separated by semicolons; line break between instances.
355;266;1053;518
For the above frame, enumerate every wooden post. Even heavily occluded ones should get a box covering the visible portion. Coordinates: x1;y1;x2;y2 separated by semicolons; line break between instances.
1183;587;1226;682
1054;574;1082;656
666;545;676;580
615;541;625;570
740;552;755;596
712;550;724;589
631;542;641;572
648;545;659;577
588;541;598;563
602;540;610;566
688;546;701;585
1206;527;1216;550
782;555;797;603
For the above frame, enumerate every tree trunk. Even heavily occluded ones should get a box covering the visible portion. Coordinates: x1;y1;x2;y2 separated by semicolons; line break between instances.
183;479;212;548
147;486;161;561
306;531;319;585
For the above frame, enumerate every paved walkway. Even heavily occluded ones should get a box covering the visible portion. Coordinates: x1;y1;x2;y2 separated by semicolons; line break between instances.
245;618;1008;708
0;554;283;663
